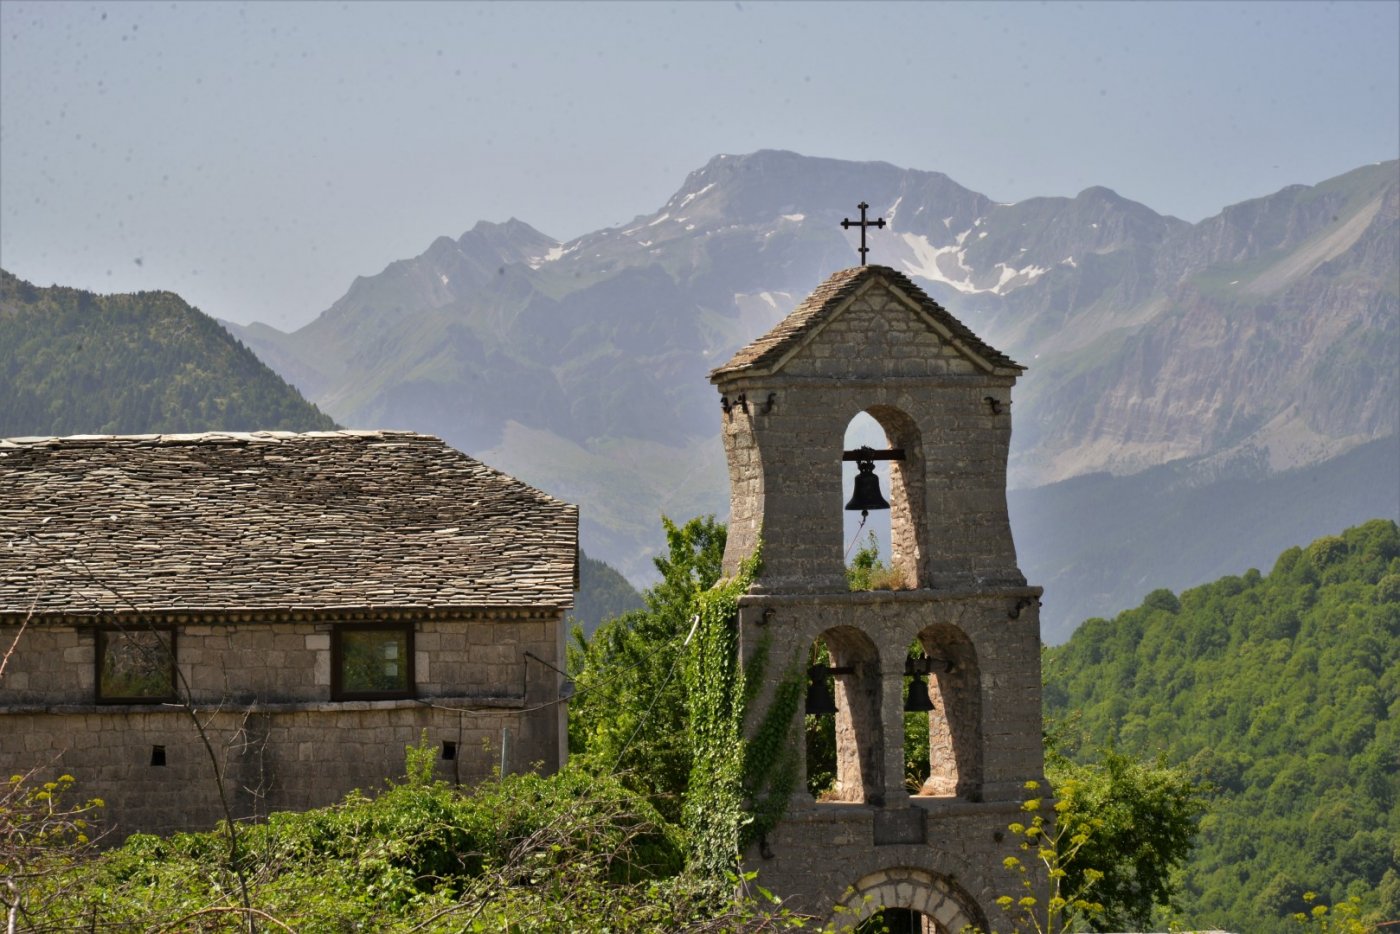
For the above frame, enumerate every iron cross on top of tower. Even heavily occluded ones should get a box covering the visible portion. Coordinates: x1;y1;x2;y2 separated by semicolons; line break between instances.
840;201;886;265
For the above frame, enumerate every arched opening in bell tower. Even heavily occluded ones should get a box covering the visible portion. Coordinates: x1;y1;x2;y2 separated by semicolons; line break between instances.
841;407;925;590
804;626;883;804
834;866;986;932
907;623;982;798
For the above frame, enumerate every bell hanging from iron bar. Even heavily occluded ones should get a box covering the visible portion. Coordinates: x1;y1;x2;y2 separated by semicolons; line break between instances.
805;665;838;716
844;457;890;518
903;671;935;713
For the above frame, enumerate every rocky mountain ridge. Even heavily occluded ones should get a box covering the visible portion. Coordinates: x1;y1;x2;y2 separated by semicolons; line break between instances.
225;151;1399;639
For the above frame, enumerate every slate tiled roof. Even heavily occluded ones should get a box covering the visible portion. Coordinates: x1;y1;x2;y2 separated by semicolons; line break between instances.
710;264;1023;380
0;431;578;620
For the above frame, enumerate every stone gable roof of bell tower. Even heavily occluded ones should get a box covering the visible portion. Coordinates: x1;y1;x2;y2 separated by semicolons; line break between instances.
709;265;1023;381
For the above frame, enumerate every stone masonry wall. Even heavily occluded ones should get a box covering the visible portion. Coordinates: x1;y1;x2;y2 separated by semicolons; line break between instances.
748;797;1022;930
732;576;1044;927
0;615;565;840
715;284;1021;594
737;593;1043;809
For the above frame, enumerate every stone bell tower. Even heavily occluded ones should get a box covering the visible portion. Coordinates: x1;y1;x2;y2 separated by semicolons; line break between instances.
710;262;1044;931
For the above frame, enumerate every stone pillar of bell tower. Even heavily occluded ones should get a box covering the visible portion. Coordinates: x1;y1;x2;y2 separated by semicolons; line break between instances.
709;264;1046;931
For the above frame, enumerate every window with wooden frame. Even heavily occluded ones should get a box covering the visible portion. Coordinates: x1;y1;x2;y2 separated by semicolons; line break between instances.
96;627;177;703
331;623;415;700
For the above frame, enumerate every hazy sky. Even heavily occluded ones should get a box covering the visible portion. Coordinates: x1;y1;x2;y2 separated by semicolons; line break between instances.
2;0;1397;331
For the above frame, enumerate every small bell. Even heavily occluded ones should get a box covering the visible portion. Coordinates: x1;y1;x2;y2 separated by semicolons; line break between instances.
805;665;838;716
844;458;890;516
903;672;935;712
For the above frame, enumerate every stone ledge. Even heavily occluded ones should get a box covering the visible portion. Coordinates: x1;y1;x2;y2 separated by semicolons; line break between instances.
786;796;1027;822
0;694;527;716
739;585;1043;608
714;373;1018;392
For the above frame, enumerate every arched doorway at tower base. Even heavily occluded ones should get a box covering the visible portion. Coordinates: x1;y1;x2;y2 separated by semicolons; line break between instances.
830;867;985;933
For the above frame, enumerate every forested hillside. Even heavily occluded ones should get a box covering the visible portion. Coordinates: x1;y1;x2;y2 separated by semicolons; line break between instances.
571;550;644;637
1045;519;1400;930
0;270;335;436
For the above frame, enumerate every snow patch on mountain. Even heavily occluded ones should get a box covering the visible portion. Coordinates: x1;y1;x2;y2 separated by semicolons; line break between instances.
997;264;1047;290
526;244;568;269
900;233;1049;295
678;183;715;208
900;233;979;293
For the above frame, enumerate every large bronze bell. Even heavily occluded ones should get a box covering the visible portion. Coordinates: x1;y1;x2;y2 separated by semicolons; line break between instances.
903;672;935;712
805;665;838;716
844;458;890;516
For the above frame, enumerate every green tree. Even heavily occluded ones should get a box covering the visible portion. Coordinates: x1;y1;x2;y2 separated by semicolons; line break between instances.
991;745;1206;933
568;515;726;822
1048;749;1206;930
0;770;104;932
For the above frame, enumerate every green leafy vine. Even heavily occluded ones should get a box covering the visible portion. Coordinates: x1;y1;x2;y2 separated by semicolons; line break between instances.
739;642;804;850
681;541;806;884
681;552;754;883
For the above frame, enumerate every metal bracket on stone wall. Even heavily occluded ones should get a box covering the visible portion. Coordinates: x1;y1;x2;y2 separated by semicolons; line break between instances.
1007;596;1040;619
719;394;749;416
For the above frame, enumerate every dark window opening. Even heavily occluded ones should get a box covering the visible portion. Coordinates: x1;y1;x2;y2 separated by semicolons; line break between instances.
441;741;457;761
150;745;166;767
96;627;176;703
331;623;415;700
856;907;924;933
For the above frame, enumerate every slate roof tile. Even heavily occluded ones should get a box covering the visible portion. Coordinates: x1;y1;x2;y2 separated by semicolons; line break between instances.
0;430;577;619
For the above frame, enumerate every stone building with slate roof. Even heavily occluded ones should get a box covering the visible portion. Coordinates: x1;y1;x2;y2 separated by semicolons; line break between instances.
0;429;577;838
711;265;1044;930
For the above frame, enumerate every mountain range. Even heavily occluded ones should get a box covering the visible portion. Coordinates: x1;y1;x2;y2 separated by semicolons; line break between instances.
223;150;1400;641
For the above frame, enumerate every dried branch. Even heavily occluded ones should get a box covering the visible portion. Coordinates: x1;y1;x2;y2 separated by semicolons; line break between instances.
0;601;34;681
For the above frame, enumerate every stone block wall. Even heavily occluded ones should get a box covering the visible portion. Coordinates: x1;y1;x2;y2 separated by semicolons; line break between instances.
0;613;566;839
716;379;1021;593
734;591;1044;928
737;592;1043;809
746;798;1027;930
713;283;1022;594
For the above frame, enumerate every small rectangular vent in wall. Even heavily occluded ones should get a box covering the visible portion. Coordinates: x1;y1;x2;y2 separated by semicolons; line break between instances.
150;745;166;767
441;741;457;761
